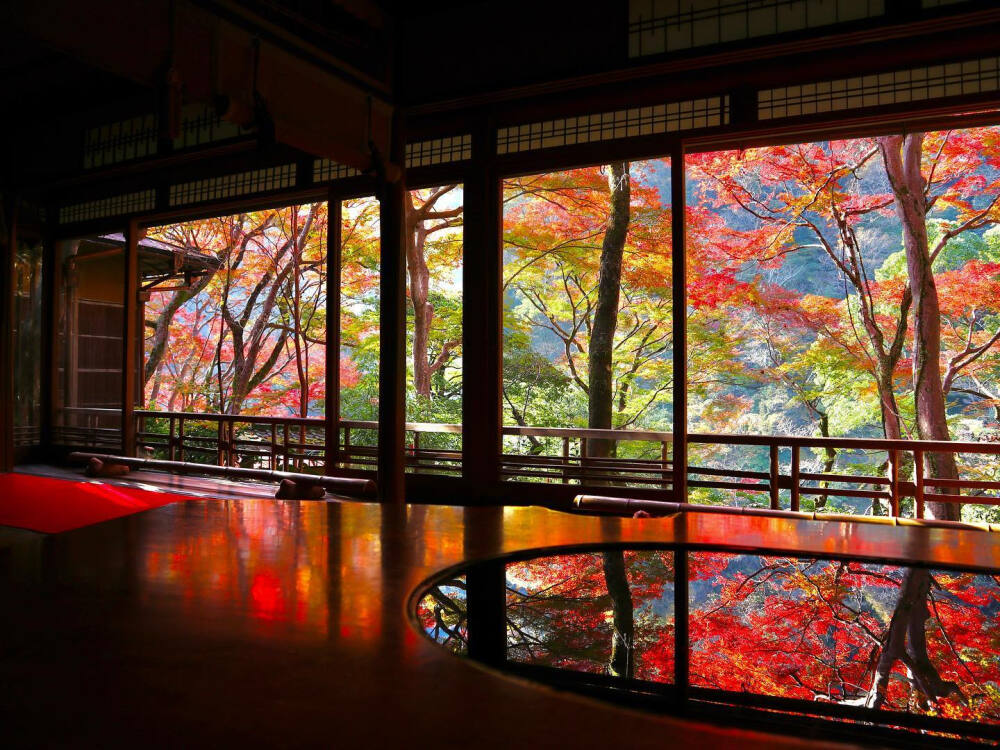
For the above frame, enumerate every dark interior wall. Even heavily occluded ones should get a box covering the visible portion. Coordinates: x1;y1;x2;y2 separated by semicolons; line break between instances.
399;1;626;105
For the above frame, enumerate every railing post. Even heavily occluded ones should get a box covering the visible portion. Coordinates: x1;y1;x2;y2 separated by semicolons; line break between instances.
790;445;800;512
343;426;351;469
661;440;670;490
913;448;925;519
888;449;900;518
562;436;570;484
168;416;176;461
283;422;290;471
217;418;225;467
177;417;185;462
270;423;278;471
412;430;420;472
580;437;588;485
769;443;780;510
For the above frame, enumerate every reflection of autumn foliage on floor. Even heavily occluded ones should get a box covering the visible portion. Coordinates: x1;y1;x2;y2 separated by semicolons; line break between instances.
689;552;1000;723
504;551;674;681
417;576;468;654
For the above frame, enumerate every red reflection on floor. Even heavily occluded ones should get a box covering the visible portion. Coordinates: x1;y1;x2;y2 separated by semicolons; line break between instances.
0;473;187;533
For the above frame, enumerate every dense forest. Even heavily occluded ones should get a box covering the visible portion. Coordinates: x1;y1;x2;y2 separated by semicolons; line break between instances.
143;125;1000;519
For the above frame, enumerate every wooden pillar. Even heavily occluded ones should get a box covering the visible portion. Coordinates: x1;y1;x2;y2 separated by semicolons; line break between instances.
40;230;57;453
325;195;342;476
462;115;501;495
377;110;407;503
121;220;139;456
670;142;688;503
0;195;15;472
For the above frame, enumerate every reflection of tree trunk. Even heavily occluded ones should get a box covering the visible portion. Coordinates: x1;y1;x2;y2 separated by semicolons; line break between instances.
879;134;960;521
864;568;958;710
588;162;630;467
602;549;635;679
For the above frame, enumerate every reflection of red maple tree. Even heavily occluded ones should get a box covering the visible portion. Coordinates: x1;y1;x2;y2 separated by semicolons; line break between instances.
504;550;674;681
689;552;1000;723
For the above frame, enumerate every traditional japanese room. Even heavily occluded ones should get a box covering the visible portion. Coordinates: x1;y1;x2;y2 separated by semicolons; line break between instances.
2;1;1000;747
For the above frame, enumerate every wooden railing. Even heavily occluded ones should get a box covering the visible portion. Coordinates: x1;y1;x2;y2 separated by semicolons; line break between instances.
134;411;463;477
131;410;1000;519
502;425;673;486
54;406;123;448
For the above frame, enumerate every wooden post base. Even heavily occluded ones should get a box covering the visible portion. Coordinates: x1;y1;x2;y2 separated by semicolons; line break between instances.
274;478;326;500
84;457;131;478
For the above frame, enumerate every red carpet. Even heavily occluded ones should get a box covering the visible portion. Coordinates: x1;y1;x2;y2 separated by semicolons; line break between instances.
0;474;186;533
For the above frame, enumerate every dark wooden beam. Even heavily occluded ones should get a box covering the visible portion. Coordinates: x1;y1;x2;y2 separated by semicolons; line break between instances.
461;115;502;494
670;142;687;503
120;220;139;456
40;228;57;454
377;111;407;503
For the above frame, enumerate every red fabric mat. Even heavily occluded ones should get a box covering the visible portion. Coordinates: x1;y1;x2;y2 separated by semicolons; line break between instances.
0;473;186;533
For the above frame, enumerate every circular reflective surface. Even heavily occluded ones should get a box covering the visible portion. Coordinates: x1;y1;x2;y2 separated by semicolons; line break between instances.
414;545;1000;748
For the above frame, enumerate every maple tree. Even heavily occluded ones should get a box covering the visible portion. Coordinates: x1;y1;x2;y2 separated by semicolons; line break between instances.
687;551;1000;725
136;126;1000;519
405;185;463;403
684;126;1000;519
501;160;675;463
144;204;327;416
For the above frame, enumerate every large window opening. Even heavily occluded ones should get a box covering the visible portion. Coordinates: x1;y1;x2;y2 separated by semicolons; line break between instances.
685;125;1000;521
501;159;673;487
138;203;328;470
338;196;381;472
406;184;463;475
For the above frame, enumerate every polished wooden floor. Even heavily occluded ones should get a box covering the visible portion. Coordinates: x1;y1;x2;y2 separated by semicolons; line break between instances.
2;475;997;748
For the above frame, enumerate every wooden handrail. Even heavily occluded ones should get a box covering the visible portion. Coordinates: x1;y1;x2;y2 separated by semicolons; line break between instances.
69;452;377;499
135;410;1000;454
573;495;1000;532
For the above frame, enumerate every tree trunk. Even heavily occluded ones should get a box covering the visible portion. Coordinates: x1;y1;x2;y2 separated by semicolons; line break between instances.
815;412;837;510
588;162;630;463
879;134;960;521
602;549;635;679
143;273;213;386
405;200;434;398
